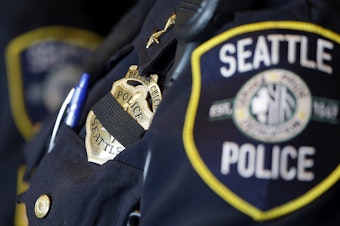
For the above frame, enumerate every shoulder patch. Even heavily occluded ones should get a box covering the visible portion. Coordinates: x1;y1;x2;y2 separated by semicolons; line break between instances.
5;26;102;140
184;21;340;221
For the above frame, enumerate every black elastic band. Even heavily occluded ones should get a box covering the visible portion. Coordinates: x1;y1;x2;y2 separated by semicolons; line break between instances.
93;93;145;146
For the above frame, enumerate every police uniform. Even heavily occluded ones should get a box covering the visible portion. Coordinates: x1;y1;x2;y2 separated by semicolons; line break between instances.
18;0;340;225
0;0;136;225
139;0;340;225
19;0;179;225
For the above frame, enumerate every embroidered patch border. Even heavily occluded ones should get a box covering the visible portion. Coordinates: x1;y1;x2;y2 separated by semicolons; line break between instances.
184;21;340;221
5;26;102;140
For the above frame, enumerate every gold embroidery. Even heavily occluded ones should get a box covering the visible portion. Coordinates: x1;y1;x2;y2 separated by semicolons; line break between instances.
146;14;176;48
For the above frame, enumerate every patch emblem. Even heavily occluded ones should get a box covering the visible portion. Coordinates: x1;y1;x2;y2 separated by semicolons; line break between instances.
233;68;311;143
85;65;162;165
5;26;102;140
184;21;340;221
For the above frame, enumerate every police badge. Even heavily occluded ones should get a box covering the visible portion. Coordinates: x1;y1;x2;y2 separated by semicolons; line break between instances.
85;65;162;165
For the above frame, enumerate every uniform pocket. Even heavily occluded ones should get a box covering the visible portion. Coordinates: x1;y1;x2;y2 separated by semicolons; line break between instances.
21;124;144;226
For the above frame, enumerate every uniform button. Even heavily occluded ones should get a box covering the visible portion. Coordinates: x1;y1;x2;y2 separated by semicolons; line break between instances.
127;210;140;226
34;194;51;218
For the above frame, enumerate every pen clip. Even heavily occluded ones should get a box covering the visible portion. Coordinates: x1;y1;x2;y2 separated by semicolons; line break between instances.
47;88;75;153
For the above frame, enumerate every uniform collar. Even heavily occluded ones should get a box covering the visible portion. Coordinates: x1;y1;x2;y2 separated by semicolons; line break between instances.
133;0;179;75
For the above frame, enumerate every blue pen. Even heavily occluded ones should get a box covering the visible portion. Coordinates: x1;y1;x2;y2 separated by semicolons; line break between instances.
64;73;90;129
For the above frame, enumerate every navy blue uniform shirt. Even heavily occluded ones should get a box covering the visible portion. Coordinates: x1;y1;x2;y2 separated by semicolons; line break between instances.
19;0;340;225
0;0;136;225
140;0;340;225
19;0;179;225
